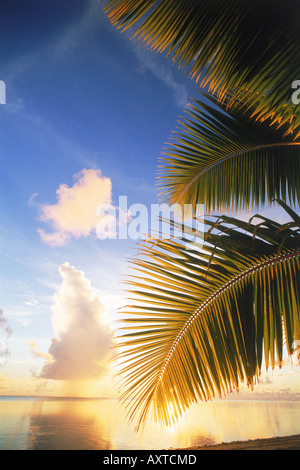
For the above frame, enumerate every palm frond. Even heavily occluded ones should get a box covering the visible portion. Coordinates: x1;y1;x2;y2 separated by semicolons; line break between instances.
102;0;300;135
157;92;300;213
117;201;300;429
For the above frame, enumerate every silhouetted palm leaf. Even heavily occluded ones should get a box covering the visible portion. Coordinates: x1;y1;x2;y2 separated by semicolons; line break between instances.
157;92;300;212
117;201;300;429
103;0;300;136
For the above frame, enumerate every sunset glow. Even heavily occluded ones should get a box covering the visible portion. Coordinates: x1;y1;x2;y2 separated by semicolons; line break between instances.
0;0;299;453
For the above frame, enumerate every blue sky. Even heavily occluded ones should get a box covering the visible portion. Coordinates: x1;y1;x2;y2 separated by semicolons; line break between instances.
0;0;299;399
0;0;197;396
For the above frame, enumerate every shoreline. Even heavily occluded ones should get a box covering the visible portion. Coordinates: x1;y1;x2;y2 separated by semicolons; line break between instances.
183;434;300;450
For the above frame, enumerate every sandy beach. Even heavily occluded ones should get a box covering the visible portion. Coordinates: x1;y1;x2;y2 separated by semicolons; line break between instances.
185;434;300;450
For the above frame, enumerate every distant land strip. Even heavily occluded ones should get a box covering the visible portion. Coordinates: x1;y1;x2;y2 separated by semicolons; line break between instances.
183;434;300;450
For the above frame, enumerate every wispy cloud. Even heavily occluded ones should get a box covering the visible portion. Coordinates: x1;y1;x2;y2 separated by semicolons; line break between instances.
28;192;39;206
3;0;99;82
0;310;13;339
133;43;189;107
30;340;52;361
53;0;189;107
0;310;13;366
53;0;100;58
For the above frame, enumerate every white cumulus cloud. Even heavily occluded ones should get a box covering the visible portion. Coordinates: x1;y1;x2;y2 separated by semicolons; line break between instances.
37;262;115;381
37;168;113;246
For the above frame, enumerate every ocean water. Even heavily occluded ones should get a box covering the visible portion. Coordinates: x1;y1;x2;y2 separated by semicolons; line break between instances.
0;396;300;450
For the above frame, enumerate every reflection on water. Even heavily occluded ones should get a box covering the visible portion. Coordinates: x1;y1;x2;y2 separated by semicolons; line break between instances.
0;397;300;450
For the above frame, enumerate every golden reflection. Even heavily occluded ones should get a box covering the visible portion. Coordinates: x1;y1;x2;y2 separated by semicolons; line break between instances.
0;398;300;449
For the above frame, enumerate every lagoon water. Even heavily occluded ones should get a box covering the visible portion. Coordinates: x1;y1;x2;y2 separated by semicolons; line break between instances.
0;396;300;450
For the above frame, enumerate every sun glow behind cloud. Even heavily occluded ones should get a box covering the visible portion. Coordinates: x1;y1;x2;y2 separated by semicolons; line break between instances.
28;262;116;396
0;0;298;421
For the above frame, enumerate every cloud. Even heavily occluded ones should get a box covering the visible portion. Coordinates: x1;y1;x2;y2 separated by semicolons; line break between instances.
53;0;99;58
133;43;189;107
37;262;115;381
37;168;113;246
0;310;13;366
28;192;39;206
0;341;10;366
37;229;70;247
0;309;13;338
30;341;52;361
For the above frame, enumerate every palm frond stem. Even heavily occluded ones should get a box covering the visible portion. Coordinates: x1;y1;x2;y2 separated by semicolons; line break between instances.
153;249;300;395
172;142;300;204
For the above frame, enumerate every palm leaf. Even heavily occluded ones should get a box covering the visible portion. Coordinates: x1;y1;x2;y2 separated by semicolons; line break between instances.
117;201;300;429
157;92;300;213
102;0;300;136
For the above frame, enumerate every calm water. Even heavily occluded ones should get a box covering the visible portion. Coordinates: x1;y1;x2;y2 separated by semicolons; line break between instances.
0;397;300;450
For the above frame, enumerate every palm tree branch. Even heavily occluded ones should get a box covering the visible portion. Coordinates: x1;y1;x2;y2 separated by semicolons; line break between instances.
117;206;300;428
174;142;300;204
102;0;300;135
157;93;300;211
152;249;300;395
